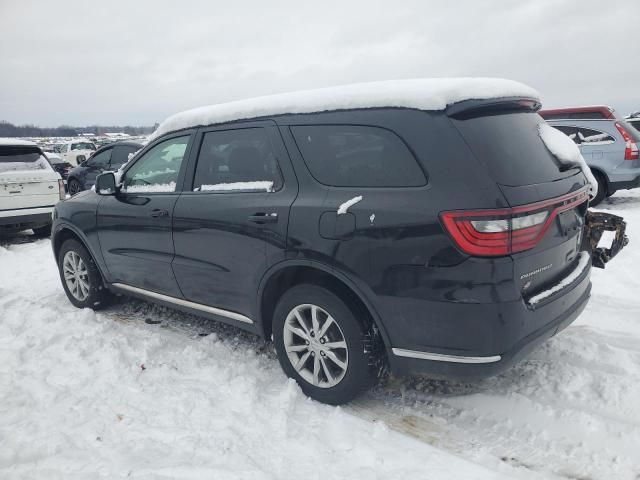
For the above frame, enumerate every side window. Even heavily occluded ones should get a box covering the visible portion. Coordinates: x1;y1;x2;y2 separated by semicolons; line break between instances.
575;127;615;145
552;125;580;143
60;144;69;153
122;136;189;193
87;149;111;167
110;145;139;169
291;125;426;187
192;128;282;192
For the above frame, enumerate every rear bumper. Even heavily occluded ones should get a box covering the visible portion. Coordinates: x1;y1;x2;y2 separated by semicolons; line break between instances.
609;173;640;191
0;207;53;228
385;261;591;379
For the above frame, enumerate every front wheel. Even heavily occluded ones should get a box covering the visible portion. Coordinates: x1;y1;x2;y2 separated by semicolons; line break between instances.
272;284;379;405
57;239;112;309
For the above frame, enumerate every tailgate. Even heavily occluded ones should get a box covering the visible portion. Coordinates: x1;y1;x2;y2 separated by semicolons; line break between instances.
0;172;60;210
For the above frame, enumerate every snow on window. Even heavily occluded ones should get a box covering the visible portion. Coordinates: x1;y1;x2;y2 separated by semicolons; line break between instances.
528;251;590;305
150;78;540;140
538;123;598;198
123;182;176;193
195;181;274;192
337;195;363;215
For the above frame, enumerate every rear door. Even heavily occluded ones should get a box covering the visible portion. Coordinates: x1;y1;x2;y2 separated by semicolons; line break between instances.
171;121;297;322
0;145;59;210
451;110;590;297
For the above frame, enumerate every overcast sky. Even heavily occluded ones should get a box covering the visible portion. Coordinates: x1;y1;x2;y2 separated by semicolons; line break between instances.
0;0;638;127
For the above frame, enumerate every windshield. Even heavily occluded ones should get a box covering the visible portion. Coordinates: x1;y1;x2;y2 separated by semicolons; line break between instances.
71;142;96;151
0;146;51;172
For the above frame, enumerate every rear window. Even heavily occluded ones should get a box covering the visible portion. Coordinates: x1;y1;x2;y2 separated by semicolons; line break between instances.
0;146;51;172
452;112;576;186
71;142;96;151
291;125;426;187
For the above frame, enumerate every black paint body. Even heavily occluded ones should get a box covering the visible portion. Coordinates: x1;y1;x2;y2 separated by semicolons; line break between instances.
52;106;592;379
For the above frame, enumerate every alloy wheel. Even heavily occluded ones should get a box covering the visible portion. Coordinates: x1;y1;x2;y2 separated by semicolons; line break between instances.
62;250;90;301
283;303;349;388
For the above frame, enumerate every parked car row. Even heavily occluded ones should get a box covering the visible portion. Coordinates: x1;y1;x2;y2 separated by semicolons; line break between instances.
49;78;628;405
539;105;640;205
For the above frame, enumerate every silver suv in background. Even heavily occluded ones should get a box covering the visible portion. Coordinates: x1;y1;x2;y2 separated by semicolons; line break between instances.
546;118;640;205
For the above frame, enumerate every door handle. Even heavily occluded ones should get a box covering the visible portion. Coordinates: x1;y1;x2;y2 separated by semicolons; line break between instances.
150;208;169;218
248;212;278;224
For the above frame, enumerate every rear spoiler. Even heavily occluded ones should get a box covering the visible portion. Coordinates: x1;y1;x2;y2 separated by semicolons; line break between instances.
446;97;541;119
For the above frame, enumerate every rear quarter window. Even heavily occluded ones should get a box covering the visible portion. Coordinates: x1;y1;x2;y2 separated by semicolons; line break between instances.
291;125;426;187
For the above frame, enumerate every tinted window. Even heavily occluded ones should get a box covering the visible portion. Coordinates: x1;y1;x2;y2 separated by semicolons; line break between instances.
123;136;189;193
552;125;579;143
192;128;282;192
453;112;576;186
87;149;111;167
628;119;640;133
575;127;615;145
110;145;139;168
291;125;425;187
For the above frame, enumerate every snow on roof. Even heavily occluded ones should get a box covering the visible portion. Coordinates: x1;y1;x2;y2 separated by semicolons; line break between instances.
150;77;539;140
0;138;37;147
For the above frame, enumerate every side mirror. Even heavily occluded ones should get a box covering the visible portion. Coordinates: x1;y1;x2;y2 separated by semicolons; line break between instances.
95;172;117;195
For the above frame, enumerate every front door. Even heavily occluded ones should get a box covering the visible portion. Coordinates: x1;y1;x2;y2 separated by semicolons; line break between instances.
172;123;297;322
97;133;194;296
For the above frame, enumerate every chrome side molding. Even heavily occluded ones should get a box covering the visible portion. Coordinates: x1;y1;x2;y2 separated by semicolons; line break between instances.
111;282;253;324
392;348;501;364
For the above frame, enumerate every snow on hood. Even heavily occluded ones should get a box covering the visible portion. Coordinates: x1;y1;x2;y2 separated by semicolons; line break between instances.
150;78;539;140
538;123;598;198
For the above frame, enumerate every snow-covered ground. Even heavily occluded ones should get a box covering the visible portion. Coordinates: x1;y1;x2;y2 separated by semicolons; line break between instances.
1;191;639;479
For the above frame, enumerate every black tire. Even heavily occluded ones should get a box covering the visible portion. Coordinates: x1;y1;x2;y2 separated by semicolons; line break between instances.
57;239;112;309
606;189;616;198
272;284;379;405
32;223;52;237
68;178;82;196
589;171;607;207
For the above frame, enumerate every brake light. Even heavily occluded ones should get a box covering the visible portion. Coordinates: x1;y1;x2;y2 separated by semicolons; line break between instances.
440;188;589;256
615;122;639;160
58;179;66;200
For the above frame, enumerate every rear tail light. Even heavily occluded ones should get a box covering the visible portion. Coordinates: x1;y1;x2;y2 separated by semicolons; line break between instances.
615;122;639;160
58;179;66;200
440;188;588;256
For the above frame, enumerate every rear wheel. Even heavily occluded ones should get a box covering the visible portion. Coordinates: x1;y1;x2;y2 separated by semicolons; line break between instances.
57;239;112;309
606;189;616;198
68;178;82;196
589;171;607;207
272;284;379;405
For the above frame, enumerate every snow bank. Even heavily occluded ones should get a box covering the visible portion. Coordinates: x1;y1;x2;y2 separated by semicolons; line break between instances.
539;123;598;198
150;78;540;140
197;181;274;192
337;195;363;214
0;241;507;480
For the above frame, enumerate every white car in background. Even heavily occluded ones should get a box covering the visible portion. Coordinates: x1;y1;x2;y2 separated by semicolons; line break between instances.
1;138;65;236
59;140;97;166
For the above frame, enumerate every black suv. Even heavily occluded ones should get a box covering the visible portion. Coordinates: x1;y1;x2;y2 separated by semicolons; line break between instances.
66;141;142;195
51;81;627;404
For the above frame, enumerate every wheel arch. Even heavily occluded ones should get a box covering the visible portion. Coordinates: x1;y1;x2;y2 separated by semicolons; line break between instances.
257;261;391;349
52;224;108;280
